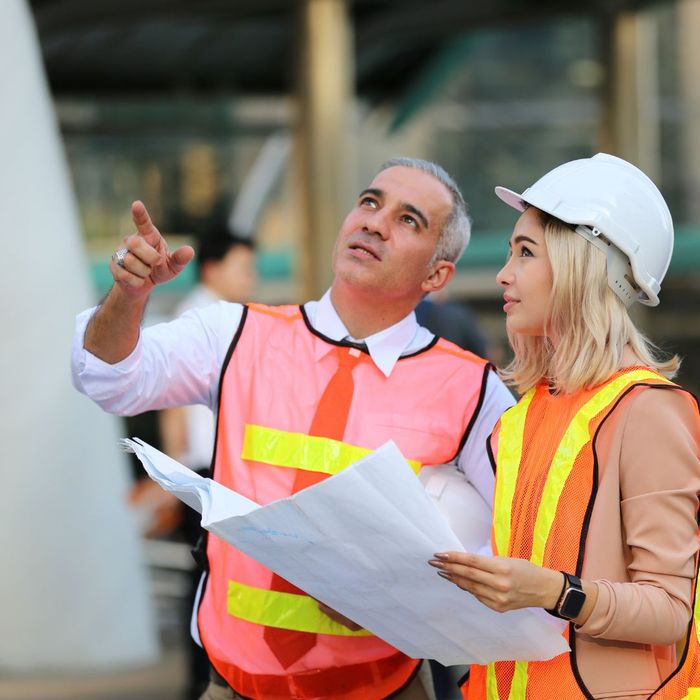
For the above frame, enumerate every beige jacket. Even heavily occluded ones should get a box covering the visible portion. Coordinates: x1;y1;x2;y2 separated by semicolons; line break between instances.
575;385;700;699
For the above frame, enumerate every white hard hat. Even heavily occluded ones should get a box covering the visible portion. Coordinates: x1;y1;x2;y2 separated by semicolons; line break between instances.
494;153;673;306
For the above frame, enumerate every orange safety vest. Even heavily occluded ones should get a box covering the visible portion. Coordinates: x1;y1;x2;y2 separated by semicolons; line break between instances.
197;303;492;700
463;368;700;700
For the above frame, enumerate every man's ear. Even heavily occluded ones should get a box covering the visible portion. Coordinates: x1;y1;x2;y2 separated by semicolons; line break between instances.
421;260;455;295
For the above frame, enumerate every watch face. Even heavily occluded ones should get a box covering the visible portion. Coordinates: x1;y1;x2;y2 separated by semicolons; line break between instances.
559;587;586;619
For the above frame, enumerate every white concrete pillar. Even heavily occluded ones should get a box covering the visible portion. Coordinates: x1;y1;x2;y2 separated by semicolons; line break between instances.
0;0;158;673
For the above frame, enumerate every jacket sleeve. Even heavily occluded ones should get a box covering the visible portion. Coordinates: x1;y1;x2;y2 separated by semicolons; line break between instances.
577;386;700;645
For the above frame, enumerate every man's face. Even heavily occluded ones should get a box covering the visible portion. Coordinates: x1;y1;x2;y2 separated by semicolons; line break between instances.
332;166;453;300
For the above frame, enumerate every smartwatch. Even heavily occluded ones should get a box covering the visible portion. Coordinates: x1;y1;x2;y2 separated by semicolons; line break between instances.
546;572;586;620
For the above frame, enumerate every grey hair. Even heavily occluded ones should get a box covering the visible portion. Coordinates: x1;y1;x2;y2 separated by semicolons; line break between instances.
379;157;471;264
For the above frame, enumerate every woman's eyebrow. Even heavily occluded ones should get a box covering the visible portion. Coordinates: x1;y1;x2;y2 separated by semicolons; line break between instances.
514;235;539;245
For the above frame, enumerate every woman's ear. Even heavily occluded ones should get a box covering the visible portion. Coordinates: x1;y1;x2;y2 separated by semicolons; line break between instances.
422;260;456;295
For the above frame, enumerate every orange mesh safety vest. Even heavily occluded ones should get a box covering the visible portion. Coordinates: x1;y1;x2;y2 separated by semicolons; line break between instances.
197;303;491;700
463;367;700;700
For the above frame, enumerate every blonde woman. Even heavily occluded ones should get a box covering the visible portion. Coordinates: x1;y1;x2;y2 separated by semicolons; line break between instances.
430;154;700;699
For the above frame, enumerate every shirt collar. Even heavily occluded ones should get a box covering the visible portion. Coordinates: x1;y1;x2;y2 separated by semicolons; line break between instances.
309;290;419;377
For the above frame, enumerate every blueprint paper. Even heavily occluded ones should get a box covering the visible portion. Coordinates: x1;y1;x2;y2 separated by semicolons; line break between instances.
122;437;569;666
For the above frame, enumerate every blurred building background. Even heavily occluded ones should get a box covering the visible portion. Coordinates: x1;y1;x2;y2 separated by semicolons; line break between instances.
30;0;700;391
4;0;700;698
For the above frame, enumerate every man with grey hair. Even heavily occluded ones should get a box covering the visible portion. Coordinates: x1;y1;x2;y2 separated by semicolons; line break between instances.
380;157;472;266
72;158;513;700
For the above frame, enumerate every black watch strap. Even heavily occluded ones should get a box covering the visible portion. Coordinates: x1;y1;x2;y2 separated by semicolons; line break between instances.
545;572;567;617
545;572;586;620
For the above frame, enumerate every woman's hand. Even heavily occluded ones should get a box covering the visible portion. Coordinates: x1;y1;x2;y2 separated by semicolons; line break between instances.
428;551;565;613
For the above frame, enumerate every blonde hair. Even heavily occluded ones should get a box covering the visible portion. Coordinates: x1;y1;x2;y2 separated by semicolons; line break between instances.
500;211;680;395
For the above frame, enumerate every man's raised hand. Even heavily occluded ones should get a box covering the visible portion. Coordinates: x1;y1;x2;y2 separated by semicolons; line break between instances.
110;201;195;296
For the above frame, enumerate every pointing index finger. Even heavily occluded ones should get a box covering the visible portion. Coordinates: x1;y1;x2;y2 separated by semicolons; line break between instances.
131;200;158;240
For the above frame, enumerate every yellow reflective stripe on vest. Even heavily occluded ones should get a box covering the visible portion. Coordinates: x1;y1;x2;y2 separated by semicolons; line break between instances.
510;662;528;699
227;580;373;637
493;370;670;700
681;690;700;699
486;664;499;698
484;661;528;699
242;424;422;475
493;389;535;557
693;538;700;645
695;576;700;644
531;370;670;566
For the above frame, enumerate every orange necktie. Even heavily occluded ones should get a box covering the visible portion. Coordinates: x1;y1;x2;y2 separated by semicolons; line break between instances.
263;345;363;668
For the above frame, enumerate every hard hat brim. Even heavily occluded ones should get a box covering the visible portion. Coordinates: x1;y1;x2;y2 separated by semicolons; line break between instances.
494;186;527;212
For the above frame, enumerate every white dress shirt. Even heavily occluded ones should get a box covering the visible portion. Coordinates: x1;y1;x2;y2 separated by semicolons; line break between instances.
72;290;514;506
172;284;222;469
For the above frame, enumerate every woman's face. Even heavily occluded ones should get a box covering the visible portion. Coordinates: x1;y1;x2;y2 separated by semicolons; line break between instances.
496;207;554;337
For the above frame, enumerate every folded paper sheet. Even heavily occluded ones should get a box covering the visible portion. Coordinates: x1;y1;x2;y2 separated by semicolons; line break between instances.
123;438;569;666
